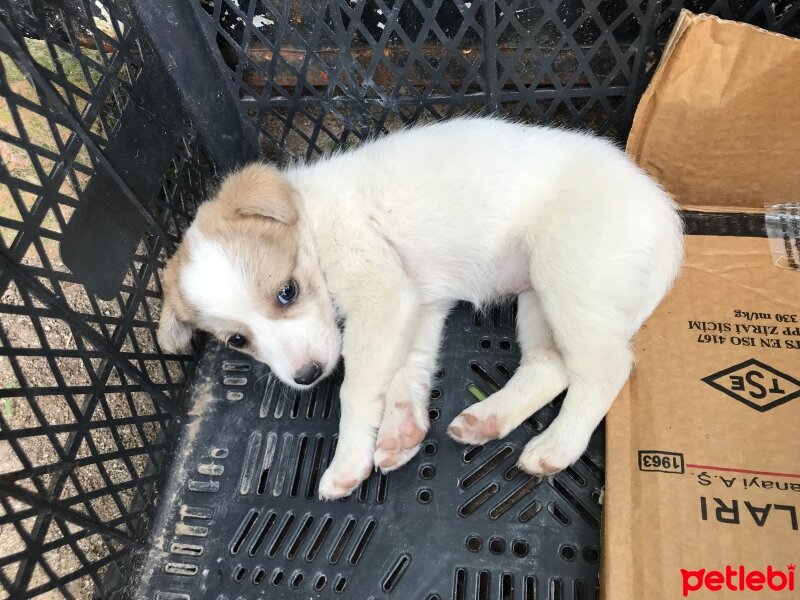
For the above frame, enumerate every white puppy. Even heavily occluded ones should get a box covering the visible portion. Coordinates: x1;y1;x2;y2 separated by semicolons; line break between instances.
157;117;683;500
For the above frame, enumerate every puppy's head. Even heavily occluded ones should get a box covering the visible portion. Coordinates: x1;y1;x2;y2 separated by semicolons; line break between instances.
158;164;341;389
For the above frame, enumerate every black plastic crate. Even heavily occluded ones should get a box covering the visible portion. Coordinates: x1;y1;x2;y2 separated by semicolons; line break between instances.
0;1;795;599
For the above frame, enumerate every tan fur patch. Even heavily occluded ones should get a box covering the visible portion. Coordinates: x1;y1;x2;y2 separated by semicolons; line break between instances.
212;163;298;224
162;162;309;332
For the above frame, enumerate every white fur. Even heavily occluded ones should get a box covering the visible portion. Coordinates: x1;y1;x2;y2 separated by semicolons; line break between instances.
180;232;341;382
183;117;683;500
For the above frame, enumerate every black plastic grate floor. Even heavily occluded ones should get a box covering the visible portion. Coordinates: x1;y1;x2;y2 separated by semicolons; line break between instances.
137;303;603;600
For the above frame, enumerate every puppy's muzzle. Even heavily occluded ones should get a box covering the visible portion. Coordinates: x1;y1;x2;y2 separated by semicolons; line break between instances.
294;362;322;386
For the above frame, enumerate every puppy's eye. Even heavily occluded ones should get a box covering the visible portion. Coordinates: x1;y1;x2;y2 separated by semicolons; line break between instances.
277;280;298;306
227;333;247;348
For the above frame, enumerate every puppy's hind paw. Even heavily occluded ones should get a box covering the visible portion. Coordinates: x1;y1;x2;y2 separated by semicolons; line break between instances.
516;425;587;476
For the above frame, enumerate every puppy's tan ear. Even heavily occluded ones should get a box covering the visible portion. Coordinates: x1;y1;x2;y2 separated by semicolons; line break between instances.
157;250;193;353
218;163;298;225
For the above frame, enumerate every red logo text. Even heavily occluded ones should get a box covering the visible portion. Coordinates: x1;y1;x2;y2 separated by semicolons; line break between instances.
681;565;795;596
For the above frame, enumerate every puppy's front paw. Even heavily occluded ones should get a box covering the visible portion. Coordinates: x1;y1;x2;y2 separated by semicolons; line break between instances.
517;424;587;476
318;456;372;501
374;400;428;473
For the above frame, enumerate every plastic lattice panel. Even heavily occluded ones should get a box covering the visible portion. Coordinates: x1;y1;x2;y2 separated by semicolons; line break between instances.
138;303;604;600
199;0;800;160
0;2;207;598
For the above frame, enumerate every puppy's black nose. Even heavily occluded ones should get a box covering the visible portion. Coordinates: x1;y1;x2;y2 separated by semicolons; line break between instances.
293;362;322;386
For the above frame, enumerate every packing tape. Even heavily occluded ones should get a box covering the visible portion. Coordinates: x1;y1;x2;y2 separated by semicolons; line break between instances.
765;203;800;270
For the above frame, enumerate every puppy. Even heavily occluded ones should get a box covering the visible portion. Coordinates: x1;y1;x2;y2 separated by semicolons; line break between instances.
157;117;683;500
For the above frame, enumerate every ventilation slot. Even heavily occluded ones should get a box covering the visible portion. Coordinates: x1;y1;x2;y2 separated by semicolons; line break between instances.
321;379;337;419
257;431;278;495
579;454;603;480
232;565;246;581
290;571;304;588
377;471;389;503
290;391;302;418
329;516;357;564
550;479;599;528
490;476;542;519
454;567;468;600
463;445;485;463
349;519;376;565
259;380;274;418
470;363;501;392
459;483;500;516
223;361;251;372
574;579;588;600
358;477;370;502
525;576;537;600
306;388;318;418
239;432;263;495
551;578;563;600
306;436;326;498
382;553;411;592
495;362;513;379
477;570;490;600
253;567;266;585
230;510;259;554
175;524;208;537
248;512;277;556
286;514;315;559
548;502;571;526
169;543;203;557
290;435;309;497
334;575;347;593
505;465;523;480
272;569;284;585
314;574;327;590
519;501;543;523
526;416;545;432
155;593;190;600
468;384;488;401
271;433;295;497
502;573;514;600
165;563;198;576
179;505;214;520
306;515;334;561
268;513;297;557
564;466;586;486
461;446;514;489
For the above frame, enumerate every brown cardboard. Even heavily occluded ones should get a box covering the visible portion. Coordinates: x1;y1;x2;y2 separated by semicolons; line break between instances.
604;236;800;599
626;11;800;212
605;11;800;600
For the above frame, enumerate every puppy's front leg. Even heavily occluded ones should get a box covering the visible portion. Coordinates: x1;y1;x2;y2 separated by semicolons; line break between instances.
318;287;420;500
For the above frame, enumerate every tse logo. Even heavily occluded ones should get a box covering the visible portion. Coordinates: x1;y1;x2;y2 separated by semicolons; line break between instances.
703;359;800;412
681;564;795;596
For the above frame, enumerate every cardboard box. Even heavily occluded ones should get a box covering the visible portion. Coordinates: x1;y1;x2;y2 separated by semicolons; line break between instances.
604;11;800;600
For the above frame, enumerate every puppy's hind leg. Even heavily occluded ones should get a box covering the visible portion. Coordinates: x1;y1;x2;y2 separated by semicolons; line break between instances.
374;305;449;472
448;290;569;445
516;222;638;475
